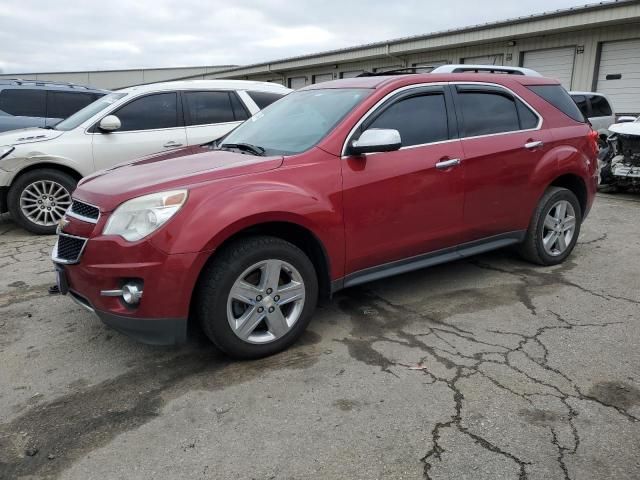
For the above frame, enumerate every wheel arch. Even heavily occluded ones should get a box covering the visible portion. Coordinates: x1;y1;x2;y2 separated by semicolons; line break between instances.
11;162;83;185
549;173;588;217
191;220;333;315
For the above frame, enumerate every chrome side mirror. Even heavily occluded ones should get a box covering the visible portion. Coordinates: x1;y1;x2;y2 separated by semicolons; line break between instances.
348;128;402;155
99;115;122;132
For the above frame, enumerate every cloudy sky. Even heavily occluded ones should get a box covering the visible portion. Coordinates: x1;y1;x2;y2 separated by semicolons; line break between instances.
1;0;593;73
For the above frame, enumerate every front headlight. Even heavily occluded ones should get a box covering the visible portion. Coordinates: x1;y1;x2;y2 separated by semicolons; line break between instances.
0;146;15;160
103;189;188;242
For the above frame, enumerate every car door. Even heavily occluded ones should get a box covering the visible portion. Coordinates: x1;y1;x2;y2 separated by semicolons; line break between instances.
452;83;551;241
183;91;248;146
341;85;466;274
91;92;187;171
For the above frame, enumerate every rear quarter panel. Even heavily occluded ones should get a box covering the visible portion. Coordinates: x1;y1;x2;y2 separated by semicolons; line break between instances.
510;83;597;219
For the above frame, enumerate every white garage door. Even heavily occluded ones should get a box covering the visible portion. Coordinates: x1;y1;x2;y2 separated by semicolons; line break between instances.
462;54;504;66
597;39;640;114
523;47;575;89
313;73;334;84
288;76;307;89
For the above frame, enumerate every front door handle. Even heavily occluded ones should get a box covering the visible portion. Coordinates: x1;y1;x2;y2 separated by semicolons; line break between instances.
435;158;461;170
163;141;183;148
524;140;544;150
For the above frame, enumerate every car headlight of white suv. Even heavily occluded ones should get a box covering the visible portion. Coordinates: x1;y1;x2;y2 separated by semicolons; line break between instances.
103;189;188;242
0;146;15;160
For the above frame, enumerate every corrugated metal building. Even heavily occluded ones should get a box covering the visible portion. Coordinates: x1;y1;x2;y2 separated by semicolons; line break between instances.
0;65;236;90
2;0;640;112
192;0;640;114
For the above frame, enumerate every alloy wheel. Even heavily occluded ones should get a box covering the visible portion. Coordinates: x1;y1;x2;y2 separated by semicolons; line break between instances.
226;259;306;344
19;180;72;227
542;200;576;256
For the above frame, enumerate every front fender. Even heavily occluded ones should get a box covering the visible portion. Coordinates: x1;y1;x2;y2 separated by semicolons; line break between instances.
150;161;345;279
0;151;89;183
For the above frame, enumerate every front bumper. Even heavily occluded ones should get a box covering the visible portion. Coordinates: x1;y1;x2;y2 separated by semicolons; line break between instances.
66;288;188;345
53;232;212;345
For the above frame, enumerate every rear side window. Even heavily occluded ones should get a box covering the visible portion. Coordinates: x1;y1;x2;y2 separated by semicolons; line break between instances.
46;91;102;119
184;91;235;126
572;94;589;117
366;93;449;147
528;85;585;122
247;91;286;109
589;95;612;117
114;93;178;131
457;90;521;137
516;99;539;130
0;89;46;117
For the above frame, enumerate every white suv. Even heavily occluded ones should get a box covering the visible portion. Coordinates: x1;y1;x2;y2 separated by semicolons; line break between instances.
0;80;291;233
569;91;616;135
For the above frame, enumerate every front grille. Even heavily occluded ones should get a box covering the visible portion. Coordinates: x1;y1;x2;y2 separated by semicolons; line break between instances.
53;233;87;264
70;200;100;222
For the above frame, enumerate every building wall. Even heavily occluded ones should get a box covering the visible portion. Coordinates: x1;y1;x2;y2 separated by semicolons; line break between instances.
0;66;234;90
207;22;639;95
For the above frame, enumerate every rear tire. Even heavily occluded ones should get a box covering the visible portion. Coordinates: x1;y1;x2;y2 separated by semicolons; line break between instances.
518;187;582;266
195;235;319;359
7;169;76;235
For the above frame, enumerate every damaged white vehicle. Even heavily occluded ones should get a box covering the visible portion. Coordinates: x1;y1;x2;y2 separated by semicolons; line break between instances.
599;117;640;191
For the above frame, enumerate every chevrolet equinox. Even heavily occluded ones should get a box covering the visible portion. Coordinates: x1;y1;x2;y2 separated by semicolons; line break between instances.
52;71;598;358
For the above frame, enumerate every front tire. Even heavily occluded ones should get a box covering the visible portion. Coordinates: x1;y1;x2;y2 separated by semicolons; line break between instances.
195;236;319;359
7;169;76;235
518;187;582;266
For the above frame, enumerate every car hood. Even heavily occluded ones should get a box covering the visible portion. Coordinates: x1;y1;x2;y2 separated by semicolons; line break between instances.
74;146;284;212
0;127;64;146
609;121;640;136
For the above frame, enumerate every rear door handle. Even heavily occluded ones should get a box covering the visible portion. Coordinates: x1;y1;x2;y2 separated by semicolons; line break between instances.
163;141;183;148
435;158;461;170
524;140;544;150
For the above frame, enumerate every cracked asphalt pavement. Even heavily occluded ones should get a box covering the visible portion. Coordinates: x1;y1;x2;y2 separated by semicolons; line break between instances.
0;193;639;480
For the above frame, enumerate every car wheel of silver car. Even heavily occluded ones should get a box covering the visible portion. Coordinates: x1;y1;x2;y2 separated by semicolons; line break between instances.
518;186;582;266
196;235;318;359
7;168;77;235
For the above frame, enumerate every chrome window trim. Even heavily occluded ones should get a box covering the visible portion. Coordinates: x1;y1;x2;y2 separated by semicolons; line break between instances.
51;231;89;265
341;81;543;158
67;199;100;224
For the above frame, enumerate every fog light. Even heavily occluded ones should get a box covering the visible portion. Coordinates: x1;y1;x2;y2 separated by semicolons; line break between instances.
122;284;143;305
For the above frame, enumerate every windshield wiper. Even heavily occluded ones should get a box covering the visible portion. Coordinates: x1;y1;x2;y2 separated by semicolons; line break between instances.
219;142;265;156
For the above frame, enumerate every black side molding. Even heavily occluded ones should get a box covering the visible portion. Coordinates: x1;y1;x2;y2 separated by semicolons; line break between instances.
332;231;526;292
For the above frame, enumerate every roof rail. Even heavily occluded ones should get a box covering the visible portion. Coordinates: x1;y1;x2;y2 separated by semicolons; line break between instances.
357;65;439;77
431;64;543;76
356;64;543;78
0;78;106;90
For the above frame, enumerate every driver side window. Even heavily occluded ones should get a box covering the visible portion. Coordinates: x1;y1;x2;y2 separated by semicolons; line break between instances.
113;93;179;132
366;93;449;147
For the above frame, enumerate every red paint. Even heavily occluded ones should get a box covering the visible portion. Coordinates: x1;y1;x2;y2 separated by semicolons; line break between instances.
61;73;597;324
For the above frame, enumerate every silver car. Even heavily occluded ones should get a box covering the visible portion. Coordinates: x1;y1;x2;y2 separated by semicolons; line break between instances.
570;91;616;135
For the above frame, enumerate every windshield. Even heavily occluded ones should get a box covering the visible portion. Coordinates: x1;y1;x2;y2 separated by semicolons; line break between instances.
55;93;127;131
220;88;371;155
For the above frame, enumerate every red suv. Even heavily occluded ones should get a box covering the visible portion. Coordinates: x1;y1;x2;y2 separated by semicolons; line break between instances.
52;72;598;358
